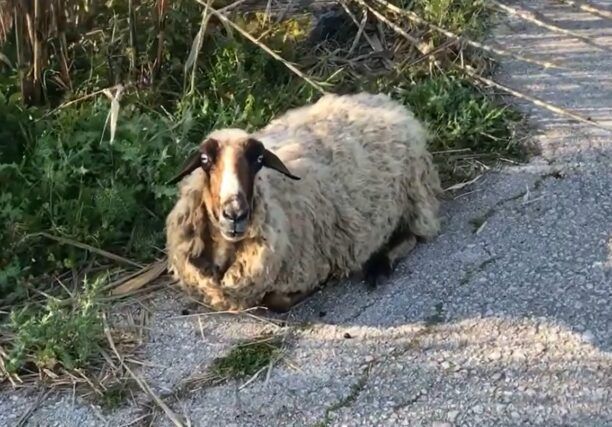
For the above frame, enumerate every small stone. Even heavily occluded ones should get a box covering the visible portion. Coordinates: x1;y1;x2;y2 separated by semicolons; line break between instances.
441;361;451;370
491;371;504;381
447;410;460;422
511;411;520;419
582;330;595;343
489;350;502;361
344;332;353;339
472;405;484;414
364;355;374;363
432;422;452;427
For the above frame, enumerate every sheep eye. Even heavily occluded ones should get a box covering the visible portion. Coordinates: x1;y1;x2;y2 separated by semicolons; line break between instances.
256;154;264;164
201;154;210;165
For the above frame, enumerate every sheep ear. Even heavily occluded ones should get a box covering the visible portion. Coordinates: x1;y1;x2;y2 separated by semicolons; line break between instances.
263;149;301;180
167;150;201;185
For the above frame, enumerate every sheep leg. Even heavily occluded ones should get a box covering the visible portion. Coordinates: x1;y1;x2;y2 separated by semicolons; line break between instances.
363;228;417;289
261;288;317;313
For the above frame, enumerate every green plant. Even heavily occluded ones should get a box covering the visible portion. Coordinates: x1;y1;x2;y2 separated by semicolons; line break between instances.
210;337;281;380
414;0;489;35
100;379;139;410
3;276;105;373
398;74;522;156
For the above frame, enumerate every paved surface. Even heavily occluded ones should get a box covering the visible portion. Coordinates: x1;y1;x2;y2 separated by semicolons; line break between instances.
1;1;611;426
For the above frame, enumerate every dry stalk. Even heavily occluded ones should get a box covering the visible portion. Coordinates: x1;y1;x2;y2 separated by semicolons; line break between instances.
339;1;376;54
362;1;612;132
557;0;612;20
28;231;143;268
195;0;327;94
489;0;611;52
42;82;135;118
371;0;567;70
461;65;612;132
109;260;167;296
103;313;185;427
15;387;53;427
352;0;428;56
185;0;213;95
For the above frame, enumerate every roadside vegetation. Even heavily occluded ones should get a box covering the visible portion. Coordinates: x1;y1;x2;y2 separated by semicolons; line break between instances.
0;0;528;390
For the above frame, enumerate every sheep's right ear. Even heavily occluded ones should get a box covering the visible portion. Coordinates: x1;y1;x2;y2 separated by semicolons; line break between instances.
166;150;201;185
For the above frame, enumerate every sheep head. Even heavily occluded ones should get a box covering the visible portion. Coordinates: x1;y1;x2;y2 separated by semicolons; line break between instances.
168;129;300;242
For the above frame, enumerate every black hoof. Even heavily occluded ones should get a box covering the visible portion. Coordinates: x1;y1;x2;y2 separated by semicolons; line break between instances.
363;251;392;289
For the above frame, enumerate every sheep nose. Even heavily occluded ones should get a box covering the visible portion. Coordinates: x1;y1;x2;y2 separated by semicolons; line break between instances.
221;198;249;224
222;207;248;223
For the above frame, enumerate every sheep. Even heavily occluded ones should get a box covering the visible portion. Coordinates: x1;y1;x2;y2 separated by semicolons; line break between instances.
165;92;441;312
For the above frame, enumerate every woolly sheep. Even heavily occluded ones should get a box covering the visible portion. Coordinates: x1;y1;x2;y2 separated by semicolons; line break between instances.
165;92;441;312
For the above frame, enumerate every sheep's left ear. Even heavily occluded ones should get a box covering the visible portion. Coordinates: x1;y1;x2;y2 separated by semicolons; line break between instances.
263;149;301;180
166;150;201;185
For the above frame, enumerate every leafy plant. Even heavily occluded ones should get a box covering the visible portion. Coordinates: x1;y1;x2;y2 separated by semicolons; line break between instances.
4;276;105;373
210;337;281;380
398;75;523;156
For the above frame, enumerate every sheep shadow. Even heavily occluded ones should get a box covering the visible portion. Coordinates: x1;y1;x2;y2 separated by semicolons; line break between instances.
281;164;612;352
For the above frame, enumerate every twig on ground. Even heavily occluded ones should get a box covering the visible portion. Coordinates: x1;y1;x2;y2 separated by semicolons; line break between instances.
353;0;429;56
372;0;568;69
461;65;612;132
444;174;483;192
110;260;167;296
15;387;53;427
29;232;143;268
489;0;611;52
339;1;379;54
557;0;612;20
103;313;185;427
195;0;327;94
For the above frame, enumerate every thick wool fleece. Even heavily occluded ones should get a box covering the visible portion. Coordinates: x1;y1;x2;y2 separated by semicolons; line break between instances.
165;92;441;310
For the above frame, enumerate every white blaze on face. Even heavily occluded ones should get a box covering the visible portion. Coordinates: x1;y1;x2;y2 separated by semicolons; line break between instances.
218;146;243;203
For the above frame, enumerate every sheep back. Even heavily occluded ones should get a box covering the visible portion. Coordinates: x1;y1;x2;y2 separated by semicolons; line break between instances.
165;92;441;309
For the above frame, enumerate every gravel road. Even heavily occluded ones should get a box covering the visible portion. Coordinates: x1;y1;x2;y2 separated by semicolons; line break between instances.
1;1;610;426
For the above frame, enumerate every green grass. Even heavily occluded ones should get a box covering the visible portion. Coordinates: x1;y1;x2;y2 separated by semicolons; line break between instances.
99;379;138;411
3;276;105;373
210;337;282;381
399;75;523;156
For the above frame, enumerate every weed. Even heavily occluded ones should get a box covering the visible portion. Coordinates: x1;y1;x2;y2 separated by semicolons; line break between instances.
398;75;523;157
100;379;139;411
424;302;446;326
3;276;105;373
210;336;282;381
469;211;493;232
414;0;490;36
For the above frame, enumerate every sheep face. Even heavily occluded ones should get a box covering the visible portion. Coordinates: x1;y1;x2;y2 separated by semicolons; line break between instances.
168;129;300;242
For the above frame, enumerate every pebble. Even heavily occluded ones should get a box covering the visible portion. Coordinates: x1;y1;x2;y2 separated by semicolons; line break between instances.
491;372;504;381
432;422;452;427
447;410;460;422
489;350;502;361
472;404;484;414
582;330;595;343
